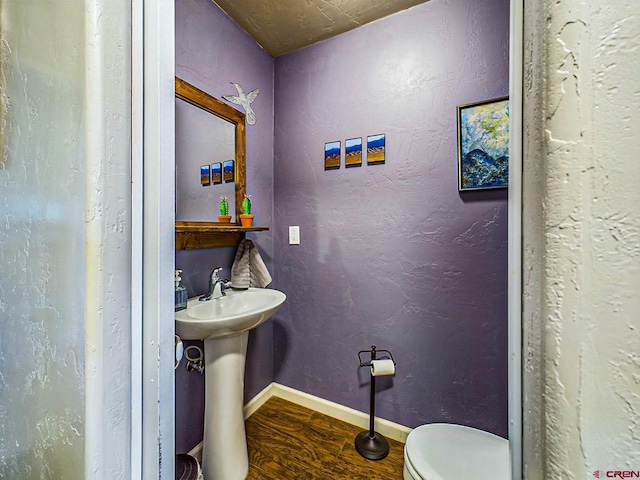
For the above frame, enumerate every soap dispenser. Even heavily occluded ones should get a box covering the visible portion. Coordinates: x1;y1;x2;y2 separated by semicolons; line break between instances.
175;270;188;312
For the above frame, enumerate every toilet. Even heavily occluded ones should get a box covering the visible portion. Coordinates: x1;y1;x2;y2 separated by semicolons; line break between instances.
403;424;510;480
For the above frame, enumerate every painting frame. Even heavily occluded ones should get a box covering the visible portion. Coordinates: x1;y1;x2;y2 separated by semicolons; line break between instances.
457;96;509;191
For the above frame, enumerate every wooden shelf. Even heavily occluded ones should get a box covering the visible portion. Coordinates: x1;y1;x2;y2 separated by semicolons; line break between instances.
175;221;269;250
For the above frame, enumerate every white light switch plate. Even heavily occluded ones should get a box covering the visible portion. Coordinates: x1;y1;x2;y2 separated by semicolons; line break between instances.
289;226;300;245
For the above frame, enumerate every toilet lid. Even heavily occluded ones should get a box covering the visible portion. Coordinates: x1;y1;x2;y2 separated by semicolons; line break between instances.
405;424;510;480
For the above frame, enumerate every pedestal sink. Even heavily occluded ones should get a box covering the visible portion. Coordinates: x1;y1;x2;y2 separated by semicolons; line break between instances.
175;288;286;480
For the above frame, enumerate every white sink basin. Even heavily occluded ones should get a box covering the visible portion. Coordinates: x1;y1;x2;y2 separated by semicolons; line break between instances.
175;287;286;340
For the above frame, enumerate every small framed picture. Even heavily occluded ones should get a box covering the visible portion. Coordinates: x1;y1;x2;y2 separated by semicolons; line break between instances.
324;141;341;170
367;134;385;165
200;164;211;186
211;162;222;184
345;137;362;168
223;159;234;183
457;96;509;191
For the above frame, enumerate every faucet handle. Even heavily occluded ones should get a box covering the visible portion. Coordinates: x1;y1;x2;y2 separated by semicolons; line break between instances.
211;267;223;281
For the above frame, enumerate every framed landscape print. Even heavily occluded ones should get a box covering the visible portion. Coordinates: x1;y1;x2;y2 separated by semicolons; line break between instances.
211;162;222;184
345;137;362;168
366;134;385;165
223;159;234;183
200;164;211;186
324;141;341;170
457;96;509;191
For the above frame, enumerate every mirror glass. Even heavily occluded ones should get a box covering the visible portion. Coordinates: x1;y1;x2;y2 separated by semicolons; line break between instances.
175;97;236;221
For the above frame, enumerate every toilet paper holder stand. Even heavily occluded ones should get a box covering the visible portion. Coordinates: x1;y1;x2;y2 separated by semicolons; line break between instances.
355;345;396;461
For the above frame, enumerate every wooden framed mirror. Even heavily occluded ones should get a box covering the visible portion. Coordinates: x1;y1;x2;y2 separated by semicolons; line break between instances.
175;77;266;249
175;76;246;224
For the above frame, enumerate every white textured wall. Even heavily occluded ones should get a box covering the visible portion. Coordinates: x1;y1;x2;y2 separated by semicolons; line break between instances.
0;0;132;478
84;0;133;478
0;2;86;477
523;0;640;477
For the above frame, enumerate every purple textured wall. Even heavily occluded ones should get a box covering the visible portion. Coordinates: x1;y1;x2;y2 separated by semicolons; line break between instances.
273;0;509;437
175;0;275;452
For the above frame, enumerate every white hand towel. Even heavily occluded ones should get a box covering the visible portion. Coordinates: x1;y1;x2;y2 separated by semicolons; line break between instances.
231;239;272;288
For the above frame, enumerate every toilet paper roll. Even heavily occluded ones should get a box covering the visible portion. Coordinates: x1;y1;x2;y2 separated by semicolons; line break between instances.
175;335;184;370
370;359;395;377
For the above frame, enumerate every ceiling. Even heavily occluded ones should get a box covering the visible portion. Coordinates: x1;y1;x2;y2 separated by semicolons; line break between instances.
213;0;430;58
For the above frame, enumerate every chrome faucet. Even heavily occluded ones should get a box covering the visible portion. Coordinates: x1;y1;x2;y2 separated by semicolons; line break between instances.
199;267;231;301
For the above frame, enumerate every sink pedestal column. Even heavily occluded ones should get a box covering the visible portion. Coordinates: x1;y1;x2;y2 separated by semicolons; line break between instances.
202;331;249;480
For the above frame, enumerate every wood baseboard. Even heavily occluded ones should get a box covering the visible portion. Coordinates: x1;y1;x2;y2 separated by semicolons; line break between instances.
186;382;412;460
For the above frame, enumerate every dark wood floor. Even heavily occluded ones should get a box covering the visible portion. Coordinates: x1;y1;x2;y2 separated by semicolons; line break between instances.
245;396;405;479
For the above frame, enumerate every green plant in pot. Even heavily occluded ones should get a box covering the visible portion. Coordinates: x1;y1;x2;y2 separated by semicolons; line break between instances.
217;196;232;223
240;194;254;227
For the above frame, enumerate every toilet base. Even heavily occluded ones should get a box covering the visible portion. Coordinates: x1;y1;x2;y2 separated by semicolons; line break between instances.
354;430;389;460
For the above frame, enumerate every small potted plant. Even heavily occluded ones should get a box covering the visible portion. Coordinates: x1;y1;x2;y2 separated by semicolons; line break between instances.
239;194;254;227
217;196;232;223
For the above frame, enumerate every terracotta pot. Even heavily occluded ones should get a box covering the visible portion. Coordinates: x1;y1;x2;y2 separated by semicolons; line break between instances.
217;215;232;223
239;214;254;227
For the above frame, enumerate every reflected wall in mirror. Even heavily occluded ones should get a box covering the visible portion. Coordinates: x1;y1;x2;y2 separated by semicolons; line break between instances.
175;77;246;224
176;98;234;216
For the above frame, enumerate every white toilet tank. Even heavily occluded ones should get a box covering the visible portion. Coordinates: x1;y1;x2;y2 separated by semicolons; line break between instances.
403;423;510;480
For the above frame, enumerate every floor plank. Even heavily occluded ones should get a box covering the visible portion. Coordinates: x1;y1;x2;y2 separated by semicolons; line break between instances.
246;397;405;479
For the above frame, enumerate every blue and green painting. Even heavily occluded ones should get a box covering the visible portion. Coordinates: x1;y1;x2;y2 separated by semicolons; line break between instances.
200;164;210;186
223;159;234;183
324;141;341;170
211;162;222;184
367;134;385;164
458;98;509;190
345;137;362;168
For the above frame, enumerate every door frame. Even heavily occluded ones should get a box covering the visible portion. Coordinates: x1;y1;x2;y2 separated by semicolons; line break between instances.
508;0;524;478
132;0;176;478
131;0;525;477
